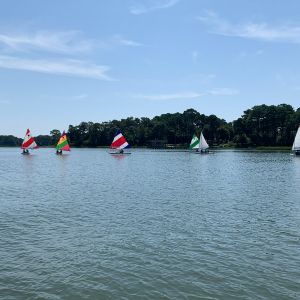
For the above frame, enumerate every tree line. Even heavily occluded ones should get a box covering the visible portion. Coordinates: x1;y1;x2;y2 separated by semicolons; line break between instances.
1;104;300;148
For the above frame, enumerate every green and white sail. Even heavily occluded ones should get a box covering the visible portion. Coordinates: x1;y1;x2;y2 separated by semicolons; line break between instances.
189;134;200;150
199;132;209;150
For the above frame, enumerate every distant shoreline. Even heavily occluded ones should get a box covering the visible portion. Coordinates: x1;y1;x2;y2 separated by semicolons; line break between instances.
0;145;292;151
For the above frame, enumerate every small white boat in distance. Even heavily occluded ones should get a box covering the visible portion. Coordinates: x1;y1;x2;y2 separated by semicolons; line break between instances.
292;125;300;156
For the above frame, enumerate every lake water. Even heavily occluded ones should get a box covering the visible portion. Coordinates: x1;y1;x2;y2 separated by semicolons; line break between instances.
0;148;299;300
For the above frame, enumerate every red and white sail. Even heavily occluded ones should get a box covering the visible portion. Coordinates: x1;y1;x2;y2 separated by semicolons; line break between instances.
110;131;129;149
21;129;38;149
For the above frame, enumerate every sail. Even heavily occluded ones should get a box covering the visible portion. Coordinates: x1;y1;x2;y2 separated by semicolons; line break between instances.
292;126;300;151
21;129;38;149
56;131;70;151
199;132;209;150
189;134;200;149
111;131;130;149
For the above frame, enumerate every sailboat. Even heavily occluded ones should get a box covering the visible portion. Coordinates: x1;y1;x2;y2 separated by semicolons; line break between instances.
21;129;38;154
196;131;210;154
292;125;300;156
56;131;70;155
189;134;200;151
110;131;131;154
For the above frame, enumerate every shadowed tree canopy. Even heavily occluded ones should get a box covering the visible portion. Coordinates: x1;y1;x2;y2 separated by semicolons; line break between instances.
1;104;299;147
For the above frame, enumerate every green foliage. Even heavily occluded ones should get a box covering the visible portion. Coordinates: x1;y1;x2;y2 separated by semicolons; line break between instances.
0;135;22;146
63;108;229;147
35;135;53;147
50;129;61;145
1;104;299;148
233;104;298;146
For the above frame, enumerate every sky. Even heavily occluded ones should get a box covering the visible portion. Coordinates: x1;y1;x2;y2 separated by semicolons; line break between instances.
0;0;300;137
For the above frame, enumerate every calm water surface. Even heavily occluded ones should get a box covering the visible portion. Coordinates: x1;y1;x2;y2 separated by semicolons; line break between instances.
0;148;300;299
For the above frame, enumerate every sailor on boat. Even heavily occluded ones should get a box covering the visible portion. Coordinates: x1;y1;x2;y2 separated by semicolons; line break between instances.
22;149;29;155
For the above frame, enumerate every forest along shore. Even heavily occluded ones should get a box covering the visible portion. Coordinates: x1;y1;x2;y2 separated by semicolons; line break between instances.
1;104;300;149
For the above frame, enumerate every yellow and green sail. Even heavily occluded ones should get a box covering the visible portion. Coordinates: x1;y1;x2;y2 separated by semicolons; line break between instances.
56;132;70;151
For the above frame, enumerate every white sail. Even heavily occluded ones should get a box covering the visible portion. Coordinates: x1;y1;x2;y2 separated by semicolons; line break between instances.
199;132;209;150
292;126;300;151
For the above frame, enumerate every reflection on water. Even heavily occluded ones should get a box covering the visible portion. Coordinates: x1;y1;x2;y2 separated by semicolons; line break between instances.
0;148;299;300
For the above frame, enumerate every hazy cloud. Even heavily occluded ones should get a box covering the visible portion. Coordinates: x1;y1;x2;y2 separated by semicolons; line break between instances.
132;88;238;100
112;35;143;47
132;92;203;100
0;55;112;80
130;0;180;15
0;30;93;53
208;88;239;96
198;11;300;44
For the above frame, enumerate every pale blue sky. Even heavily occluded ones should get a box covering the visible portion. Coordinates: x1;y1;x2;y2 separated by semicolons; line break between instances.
0;0;300;137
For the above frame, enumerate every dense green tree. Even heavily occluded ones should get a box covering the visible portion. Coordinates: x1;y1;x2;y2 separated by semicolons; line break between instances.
50;129;61;145
0;135;22;146
35;135;53;146
1;104;299;148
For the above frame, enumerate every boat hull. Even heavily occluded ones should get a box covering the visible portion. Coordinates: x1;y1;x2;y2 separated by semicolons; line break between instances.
109;152;131;155
194;151;212;155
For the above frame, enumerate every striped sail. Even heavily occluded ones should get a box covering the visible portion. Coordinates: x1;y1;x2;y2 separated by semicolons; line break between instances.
56;131;70;151
189;134;200;149
292;126;300;151
110;131;130;149
21;129;38;149
199;132;209;150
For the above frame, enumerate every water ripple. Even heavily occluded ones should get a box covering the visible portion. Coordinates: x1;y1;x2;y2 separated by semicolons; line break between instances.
0;149;299;299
